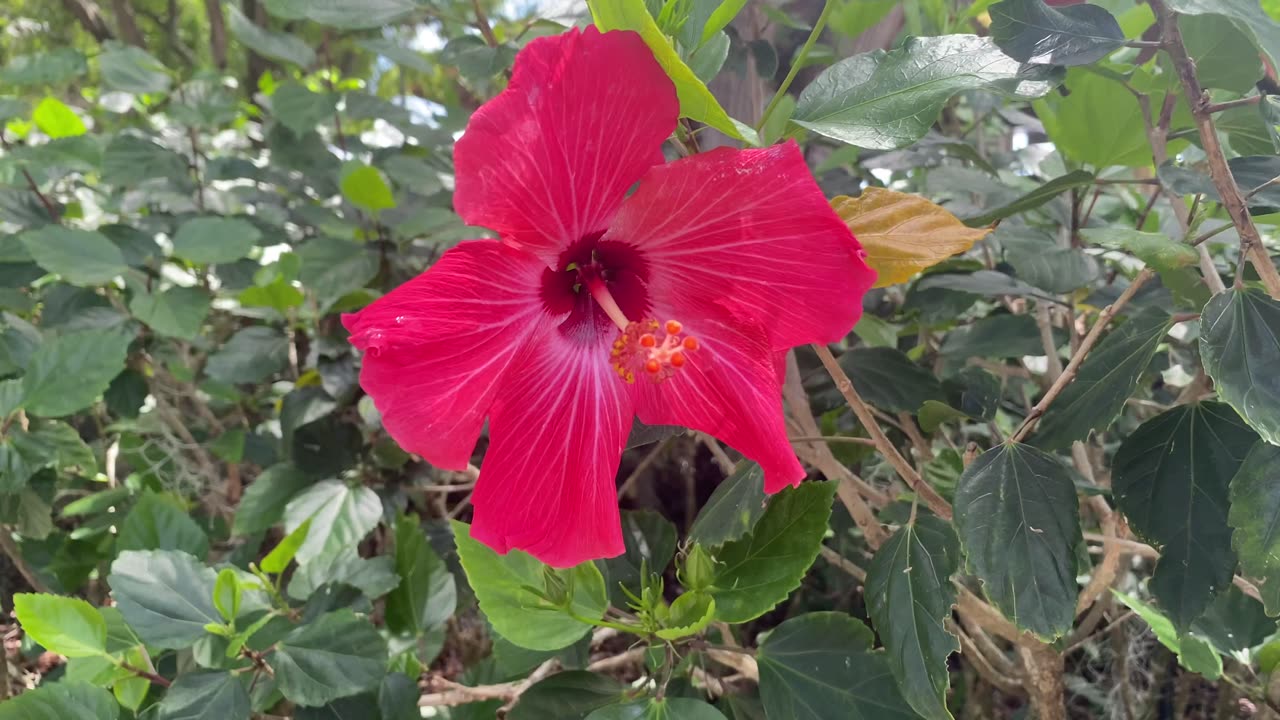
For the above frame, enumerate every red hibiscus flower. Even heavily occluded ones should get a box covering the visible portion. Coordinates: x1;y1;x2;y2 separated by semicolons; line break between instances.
343;27;875;567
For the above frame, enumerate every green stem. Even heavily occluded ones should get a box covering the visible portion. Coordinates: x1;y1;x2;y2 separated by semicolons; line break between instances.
757;0;833;134
566;609;643;634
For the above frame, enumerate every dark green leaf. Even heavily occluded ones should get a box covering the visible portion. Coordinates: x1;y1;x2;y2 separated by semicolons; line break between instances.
283;479;382;564
602;510;678;606
20;226;127;286
99;45;170;95
271;82;337;136
839;347;945;413
793;35;1058;150
962;170;1095;226
129;286;210;340
156;671;251;720
1191;585;1275;653
117;491;210;559
689;461;768;547
709;481;836;623
108;549;220;649
587;698;729;719
205;326;289;384
453;519;608;650
1230;442;1280;614
1080;228;1200;273
1;48;87;86
1033;308;1171;450
102;134;188;186
940;313;1063;358
1113;402;1258;629
296;237;379;311
866;517;960;720
385;514;456;634
955;443;1081;639
227;5;316;66
1201;289;1280;444
264;0;424;28
1166;0;1280;71
21;328;132;417
0;682;117;720
0;420;94;492
757;612;915;720
990;0;1124;66
915;270;1052;300
233;464;312;535
509;672;625;720
359;39;433;72
172;216;262;265
273;610;388;706
1000;227;1099;293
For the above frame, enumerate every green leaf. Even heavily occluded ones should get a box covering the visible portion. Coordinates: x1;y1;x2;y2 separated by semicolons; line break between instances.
793;35;1058;150
156;671;251;720
283;479;382;564
233;464;312;534
271;82;337;136
865;517;960;720
341;165;397;213
588;698;729;719
204;326;289;384
272;610;388;706
20;226;126;286
172;216;262;265
385;514;457;635
296;237;379;311
839;347;945;413
1001;229;1099;294
358;39;433;73
1113;591;1223;679
13;593;107;657
239;275;304;311
655;590;716;640
264;0;423;28
1176;13;1265;93
509;672;626;720
452;520;608;651
1201;289;1280;445
288;547;399;600
1;48;88;86
0;97;28;123
1230;442;1280;615
102;134;189;186
757;612;915;720
1036;69;1186;168
21;328;132;417
108;549;221;648
1166;0;1280;72
99;45;171;95
0;420;95;492
990;0;1124;66
689;461;768;547
227;5;316;67
962;170;1095;226
1080;228;1200;272
915;270;1052;300
262;519;311;574
117;491;211;559
113;675;149;711
1032;308;1172;451
129;286;211;340
602;510;678;605
709;481;836;623
954;443;1081;639
1113;403;1257;629
214;569;242;623
940;313;1063;359
1191;585;1275;654
588;0;756;143
0;682;117;720
31;97;85;139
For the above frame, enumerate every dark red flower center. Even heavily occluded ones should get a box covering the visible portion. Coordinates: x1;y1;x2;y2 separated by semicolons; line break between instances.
540;232;651;344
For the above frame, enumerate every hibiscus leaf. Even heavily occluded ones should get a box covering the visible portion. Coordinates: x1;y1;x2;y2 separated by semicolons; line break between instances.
384;514;456;635
757;612;916;720
832;188;991;288
116;491;210;559
689;460;767;547
452;520;609;651
602;510;677;607
793;35;1059;150
272;610;388;706
989;0;1125;66
20;327;133;418
13;593;108;658
1230;442;1280;615
108;549;221;649
708;481;836;623
587;698;728;719
155;671;251;720
0;682;118;720
954;442;1080;640
588;0;758;144
1201;289;1280;445
1113;402;1258;630
508;671;626;720
282;479;382;564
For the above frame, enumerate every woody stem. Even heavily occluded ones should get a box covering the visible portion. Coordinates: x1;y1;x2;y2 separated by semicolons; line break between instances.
583;274;631;332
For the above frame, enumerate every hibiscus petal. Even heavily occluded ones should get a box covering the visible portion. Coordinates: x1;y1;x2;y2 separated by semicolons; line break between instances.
471;328;634;568
453;27;678;264
342;241;548;470
630;307;805;494
606;141;876;349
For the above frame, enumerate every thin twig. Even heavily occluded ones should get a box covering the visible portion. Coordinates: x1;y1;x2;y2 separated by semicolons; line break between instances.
819;545;866;582
787;435;877;446
1010;269;1155;443
472;0;499;47
698;433;736;476
812;344;953;521
1204;95;1261;114
757;0;832;132
617;437;672;499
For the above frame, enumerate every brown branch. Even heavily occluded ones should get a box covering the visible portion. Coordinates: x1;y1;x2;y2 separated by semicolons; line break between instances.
110;0;146;46
472;0;499;47
1017;636;1067;720
1151;0;1280;298
812;344;952;521
1010;269;1155;443
60;0;115;41
1205;95;1261;114
205;0;229;69
819;545;867;582
121;663;172;688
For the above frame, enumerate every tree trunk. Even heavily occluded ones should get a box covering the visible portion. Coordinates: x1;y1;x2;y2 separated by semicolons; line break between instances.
205;0;229;69
110;0;146;47
1017;636;1068;720
60;0;115;42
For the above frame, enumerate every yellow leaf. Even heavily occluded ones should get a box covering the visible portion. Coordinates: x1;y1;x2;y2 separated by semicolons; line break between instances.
833;187;991;288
